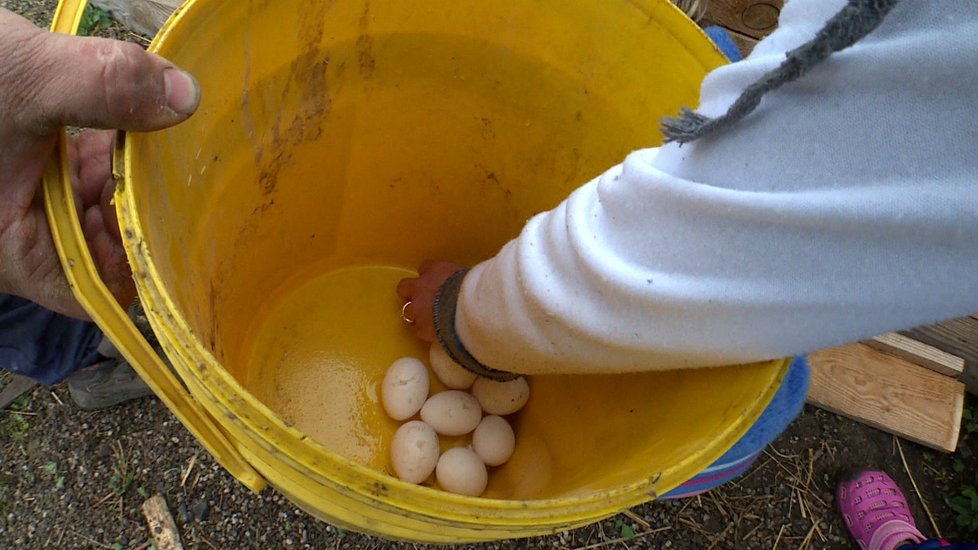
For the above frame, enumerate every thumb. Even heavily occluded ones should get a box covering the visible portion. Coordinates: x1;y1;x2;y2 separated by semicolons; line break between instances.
5;16;200;135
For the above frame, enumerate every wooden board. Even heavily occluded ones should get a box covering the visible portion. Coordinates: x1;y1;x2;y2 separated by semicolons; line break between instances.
864;332;965;378
91;0;181;36
902;316;978;395
142;495;183;550
705;0;784;39
808;343;965;453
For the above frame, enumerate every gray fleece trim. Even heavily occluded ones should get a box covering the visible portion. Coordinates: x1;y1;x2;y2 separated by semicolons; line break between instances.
432;269;519;381
661;0;900;144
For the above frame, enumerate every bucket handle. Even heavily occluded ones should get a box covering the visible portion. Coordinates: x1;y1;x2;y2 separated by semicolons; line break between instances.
44;0;265;493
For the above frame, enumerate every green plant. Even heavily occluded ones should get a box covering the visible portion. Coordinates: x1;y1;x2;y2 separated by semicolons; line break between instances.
78;5;113;36
947;469;978;532
4;412;30;439
963;404;978;438
615;518;636;540
42;461;66;490
108;442;135;497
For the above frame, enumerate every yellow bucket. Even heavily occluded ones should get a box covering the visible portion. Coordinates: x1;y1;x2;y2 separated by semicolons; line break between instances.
45;0;789;542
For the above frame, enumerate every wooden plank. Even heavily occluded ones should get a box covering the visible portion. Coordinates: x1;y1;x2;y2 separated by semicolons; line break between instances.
0;374;38;410
863;333;965;378
705;0;784;39
902;316;978;396
91;0;182;36
141;495;183;550
808;343;965;453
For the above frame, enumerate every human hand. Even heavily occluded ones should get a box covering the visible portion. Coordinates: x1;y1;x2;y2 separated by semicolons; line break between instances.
396;260;467;343
0;8;200;319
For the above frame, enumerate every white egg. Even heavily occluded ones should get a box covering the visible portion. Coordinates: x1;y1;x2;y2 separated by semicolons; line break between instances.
419;391;482;436
428;343;478;389
381;357;430;421
471;376;530;415
471;415;516;467
389;420;440;484
436;447;488;496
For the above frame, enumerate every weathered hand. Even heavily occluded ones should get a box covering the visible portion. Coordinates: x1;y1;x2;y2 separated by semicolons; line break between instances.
396;260;466;343
0;8;200;319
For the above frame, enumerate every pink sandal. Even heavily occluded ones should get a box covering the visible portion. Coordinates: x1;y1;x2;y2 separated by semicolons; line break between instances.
837;470;927;550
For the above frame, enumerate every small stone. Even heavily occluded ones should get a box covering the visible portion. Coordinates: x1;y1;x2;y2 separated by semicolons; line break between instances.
193;500;210;521
177;501;190;524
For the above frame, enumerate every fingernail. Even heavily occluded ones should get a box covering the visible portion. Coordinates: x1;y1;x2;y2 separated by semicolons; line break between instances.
164;68;201;115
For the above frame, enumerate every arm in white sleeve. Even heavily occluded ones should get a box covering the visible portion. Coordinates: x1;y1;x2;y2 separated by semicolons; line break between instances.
452;0;978;375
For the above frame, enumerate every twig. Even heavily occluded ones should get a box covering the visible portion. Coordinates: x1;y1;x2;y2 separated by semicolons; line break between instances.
573;526;671;550
93;491;116;507
678;518;711;536
128;31;152;45
797;523;816;550
767;446;795;460
805;448;818;493
895;437;942;538
772;524;787;550
812;516;826;543
68;529;115;549
705;523;734;550
789;483;828;508
742;521;763;541
181;453;198;488
0;409;38;416
732;457;772;485
707;494;726;518
622;509;651;530
49;390;64;406
55;521;68;547
764;449;799;479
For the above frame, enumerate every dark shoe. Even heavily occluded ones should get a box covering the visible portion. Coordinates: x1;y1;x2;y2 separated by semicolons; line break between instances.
67;360;154;410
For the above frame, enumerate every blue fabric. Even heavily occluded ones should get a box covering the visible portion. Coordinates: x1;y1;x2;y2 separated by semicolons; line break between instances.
0;294;103;385
705;25;745;62
905;540;978;550
662;355;810;498
713;355;810;466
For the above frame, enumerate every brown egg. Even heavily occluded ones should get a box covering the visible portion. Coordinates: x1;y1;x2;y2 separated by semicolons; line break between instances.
472;415;516;467
381;357;429;421
389;421;440;484
436;447;488;496
471;376;530;415
420;390;482;436
428;343;477;389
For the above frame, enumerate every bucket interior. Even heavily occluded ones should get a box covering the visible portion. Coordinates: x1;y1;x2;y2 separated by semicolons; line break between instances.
124;0;782;503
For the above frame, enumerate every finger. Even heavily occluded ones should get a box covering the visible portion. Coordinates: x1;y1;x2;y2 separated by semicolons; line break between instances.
396;277;417;299
418;260;439;274
84;204;135;307
73;131;115;199
69;131;122;242
5;18;199;135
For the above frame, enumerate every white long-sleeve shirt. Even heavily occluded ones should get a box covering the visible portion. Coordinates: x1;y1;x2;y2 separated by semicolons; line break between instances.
454;0;978;375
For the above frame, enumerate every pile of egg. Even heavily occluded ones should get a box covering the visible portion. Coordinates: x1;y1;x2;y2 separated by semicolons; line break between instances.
381;344;530;496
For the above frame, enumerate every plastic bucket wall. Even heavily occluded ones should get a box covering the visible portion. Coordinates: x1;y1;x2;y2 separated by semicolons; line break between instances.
114;0;788;542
